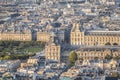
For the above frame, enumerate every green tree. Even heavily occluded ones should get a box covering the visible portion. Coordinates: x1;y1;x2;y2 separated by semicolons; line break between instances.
69;51;78;66
0;57;3;60
4;41;10;47
5;47;12;52
0;46;4;52
0;41;4;46
29;53;35;57
4;55;10;60
19;42;25;49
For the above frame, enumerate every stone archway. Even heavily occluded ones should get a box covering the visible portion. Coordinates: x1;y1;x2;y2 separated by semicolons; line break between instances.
113;43;118;46
105;42;111;45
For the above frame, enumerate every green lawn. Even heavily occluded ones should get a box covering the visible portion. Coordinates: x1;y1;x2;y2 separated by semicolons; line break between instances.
0;41;45;60
23;47;42;53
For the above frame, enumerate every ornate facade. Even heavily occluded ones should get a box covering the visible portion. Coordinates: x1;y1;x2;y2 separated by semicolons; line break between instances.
0;33;32;41
70;23;120;46
76;47;110;60
76;47;120;60
37;32;50;42
45;42;61;62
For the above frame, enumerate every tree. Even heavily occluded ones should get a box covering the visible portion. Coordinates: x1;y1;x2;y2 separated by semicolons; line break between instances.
4;55;10;60
0;41;4;46
12;41;20;46
29;53;35;57
69;51;78;66
18;42;25;49
0;57;3;60
0;46;3;52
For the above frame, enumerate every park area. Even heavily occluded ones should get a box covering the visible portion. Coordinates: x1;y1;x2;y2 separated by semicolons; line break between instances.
0;41;45;60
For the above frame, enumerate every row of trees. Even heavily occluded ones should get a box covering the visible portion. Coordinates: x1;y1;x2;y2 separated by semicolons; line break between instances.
0;53;35;60
0;41;45;53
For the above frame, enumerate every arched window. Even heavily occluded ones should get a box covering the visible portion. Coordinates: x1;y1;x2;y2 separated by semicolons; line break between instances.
113;43;118;46
105;42;111;45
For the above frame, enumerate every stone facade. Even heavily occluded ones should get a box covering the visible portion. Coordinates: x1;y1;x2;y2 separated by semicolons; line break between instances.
37;32;50;42
76;48;110;60
45;42;61;62
70;23;120;46
76;47;120;60
0;33;32;41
